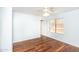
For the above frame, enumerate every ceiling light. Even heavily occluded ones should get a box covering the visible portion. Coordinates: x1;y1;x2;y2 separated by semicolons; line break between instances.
43;12;50;17
43;7;48;12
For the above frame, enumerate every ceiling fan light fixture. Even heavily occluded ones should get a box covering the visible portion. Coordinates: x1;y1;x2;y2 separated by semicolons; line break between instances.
43;8;48;12
43;12;50;17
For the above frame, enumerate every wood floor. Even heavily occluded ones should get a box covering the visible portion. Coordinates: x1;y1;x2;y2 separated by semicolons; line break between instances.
13;36;79;52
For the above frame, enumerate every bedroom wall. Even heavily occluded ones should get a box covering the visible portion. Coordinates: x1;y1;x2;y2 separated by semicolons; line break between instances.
0;8;2;51
42;9;79;47
0;7;12;52
13;12;40;42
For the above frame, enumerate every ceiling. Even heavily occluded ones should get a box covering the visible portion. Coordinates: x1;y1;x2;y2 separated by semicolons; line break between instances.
13;7;79;16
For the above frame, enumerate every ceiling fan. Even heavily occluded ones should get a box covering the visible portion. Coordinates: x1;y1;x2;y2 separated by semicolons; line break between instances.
42;7;56;17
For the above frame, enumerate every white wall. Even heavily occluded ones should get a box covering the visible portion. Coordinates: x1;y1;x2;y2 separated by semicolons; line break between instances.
0;8;12;52
42;9;79;47
13;12;40;42
0;8;3;51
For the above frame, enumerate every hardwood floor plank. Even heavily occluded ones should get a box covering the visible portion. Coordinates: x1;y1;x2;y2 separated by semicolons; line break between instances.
55;45;66;52
13;36;79;52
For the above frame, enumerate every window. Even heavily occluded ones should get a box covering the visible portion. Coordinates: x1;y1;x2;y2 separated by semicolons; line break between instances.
49;18;64;34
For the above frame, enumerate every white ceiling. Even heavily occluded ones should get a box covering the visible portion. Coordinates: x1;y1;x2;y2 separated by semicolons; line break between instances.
13;7;79;16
